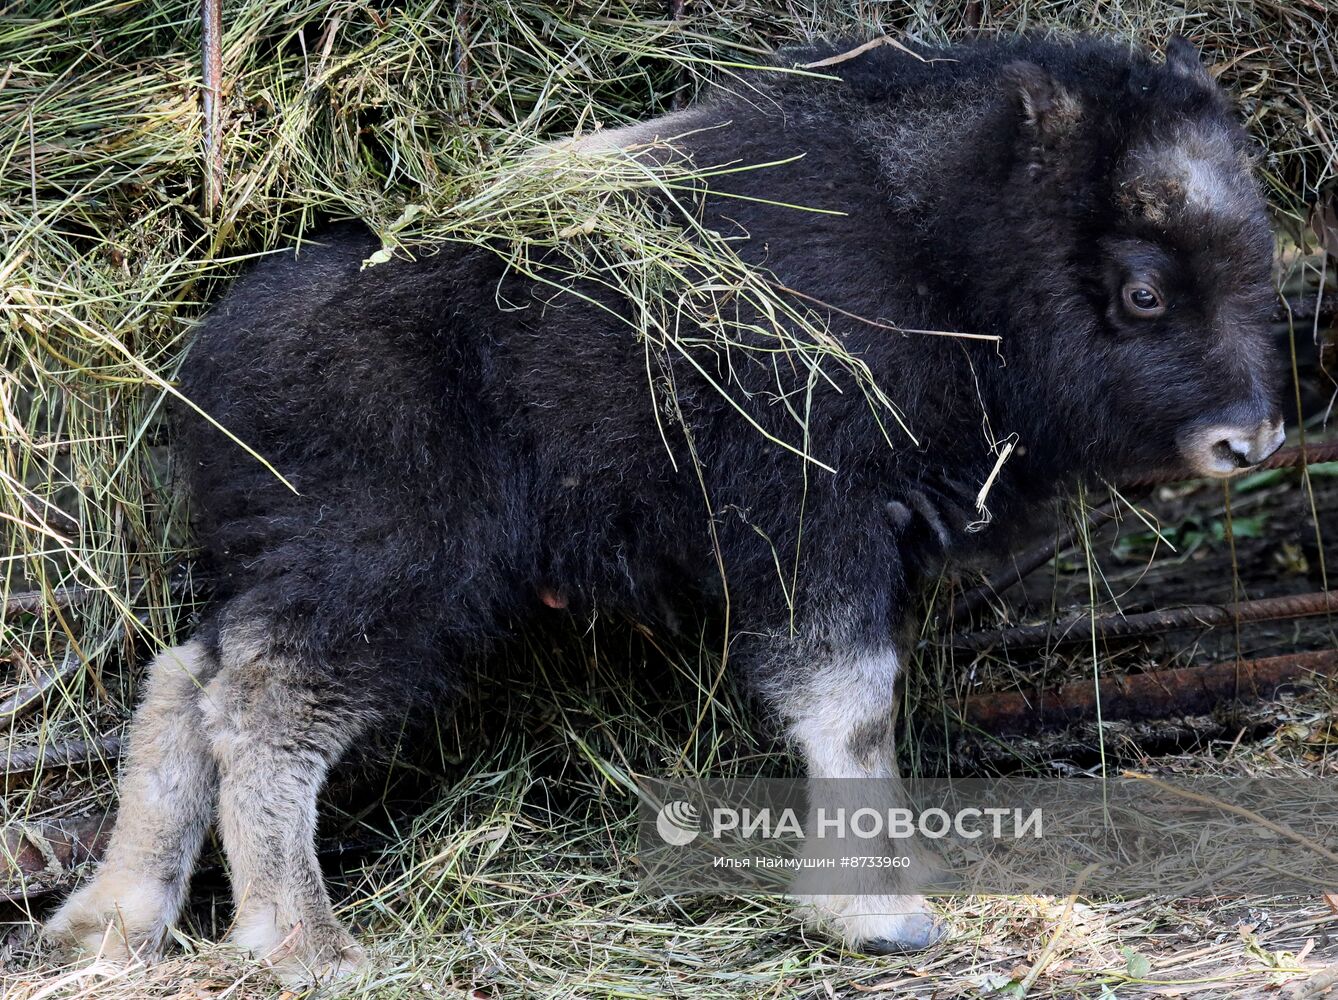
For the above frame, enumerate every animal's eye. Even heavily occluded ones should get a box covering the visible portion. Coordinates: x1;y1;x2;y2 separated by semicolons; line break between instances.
1121;281;1166;318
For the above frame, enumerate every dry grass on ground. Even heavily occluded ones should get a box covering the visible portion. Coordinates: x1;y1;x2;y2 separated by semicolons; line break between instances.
2;1;1337;997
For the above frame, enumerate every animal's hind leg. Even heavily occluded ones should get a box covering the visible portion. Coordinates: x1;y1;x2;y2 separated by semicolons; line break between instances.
201;621;374;984
46;640;219;958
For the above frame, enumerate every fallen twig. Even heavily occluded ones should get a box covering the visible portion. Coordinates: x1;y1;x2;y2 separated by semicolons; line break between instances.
1273;294;1336;325
201;0;223;215
1;825;384;905
2;573;208;619
1122;769;1338;867
950;501;1119;623
667;0;687;111
0;647;87;724
454;1;472;110
2;585;92;620
0;814;111;902
798;35;946;69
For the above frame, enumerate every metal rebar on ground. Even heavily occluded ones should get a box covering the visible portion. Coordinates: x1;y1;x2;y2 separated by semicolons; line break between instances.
1124;440;1338;489
959;647;1338;734
952;589;1338;653
0;736;123;780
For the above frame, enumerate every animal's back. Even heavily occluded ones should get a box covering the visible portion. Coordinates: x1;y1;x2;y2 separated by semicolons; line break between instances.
176;226;549;661
175;220;727;659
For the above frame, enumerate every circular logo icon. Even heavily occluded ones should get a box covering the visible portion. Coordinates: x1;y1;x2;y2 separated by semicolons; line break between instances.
655;800;700;846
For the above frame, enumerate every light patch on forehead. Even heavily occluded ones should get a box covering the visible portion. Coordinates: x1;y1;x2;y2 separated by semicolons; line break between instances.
1119;128;1257;223
1170;146;1238;213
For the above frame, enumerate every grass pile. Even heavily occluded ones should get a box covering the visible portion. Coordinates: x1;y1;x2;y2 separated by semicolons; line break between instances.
1;1;1336;997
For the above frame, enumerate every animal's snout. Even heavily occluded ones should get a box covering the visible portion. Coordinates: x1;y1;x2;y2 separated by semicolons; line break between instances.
1215;420;1286;468
1179;412;1286;478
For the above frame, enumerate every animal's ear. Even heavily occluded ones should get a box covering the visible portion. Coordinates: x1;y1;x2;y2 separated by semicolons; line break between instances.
1003;61;1081;142
1165;35;1211;83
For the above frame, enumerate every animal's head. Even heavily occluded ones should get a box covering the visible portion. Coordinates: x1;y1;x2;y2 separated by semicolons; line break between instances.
994;37;1284;481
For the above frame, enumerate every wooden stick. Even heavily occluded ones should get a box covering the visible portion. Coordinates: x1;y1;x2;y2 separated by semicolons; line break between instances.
950;501;1118;623
0;585;90;619
667;0;687;111
0;647;86;724
1122;770;1338;867
201;0;223;216
0;814;112;902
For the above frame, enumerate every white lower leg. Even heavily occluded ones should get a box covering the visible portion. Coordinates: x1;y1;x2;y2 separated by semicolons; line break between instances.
202;638;369;984
46;641;218;958
780;646;944;951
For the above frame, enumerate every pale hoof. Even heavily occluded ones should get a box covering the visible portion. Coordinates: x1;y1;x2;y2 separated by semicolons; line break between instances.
44;873;171;961
266;939;366;987
797;893;946;954
232;910;366;986
858;911;946;953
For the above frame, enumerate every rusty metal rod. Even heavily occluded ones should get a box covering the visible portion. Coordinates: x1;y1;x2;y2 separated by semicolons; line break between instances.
1233;440;1338;472
1127;441;1338;489
0;736;122;779
1218;440;1338;474
959;648;1338;734
952;589;1338;653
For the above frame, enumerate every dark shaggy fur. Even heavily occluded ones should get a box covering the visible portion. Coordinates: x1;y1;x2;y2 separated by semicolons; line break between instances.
49;35;1285;980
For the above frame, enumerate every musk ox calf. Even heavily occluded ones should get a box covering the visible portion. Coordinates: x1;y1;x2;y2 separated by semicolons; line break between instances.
48;34;1284;981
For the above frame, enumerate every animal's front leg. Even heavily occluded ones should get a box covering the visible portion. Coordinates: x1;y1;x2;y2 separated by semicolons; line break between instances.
767;642;944;953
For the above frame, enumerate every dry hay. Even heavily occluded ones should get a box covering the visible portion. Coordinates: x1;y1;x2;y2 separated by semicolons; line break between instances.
2;1;1336;997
